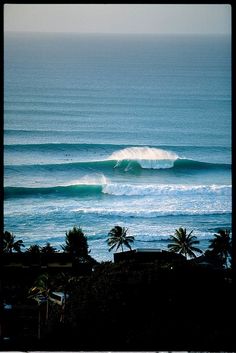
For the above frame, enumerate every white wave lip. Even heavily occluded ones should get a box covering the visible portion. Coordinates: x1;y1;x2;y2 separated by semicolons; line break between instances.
107;146;179;169
63;173;108;186
102;183;232;196
74;208;230;218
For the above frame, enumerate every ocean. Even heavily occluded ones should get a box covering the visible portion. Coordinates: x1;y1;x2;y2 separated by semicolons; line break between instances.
4;32;231;262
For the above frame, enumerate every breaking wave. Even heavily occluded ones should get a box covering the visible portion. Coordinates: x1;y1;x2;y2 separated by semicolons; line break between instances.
107;146;178;169
5;183;231;199
102;183;231;196
6;157;230;173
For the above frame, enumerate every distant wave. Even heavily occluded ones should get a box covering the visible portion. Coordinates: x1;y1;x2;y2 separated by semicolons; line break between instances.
4;141;231;152
5;142;124;150
5;144;231;171
5;183;231;200
4;184;103;199
72;208;231;219
6;157;231;173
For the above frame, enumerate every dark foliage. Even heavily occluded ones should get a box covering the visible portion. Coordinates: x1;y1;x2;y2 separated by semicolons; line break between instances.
208;229;232;267
2;231;25;253
26;244;41;254
41;243;57;254
43;260;234;351
1;258;234;351
61;226;88;257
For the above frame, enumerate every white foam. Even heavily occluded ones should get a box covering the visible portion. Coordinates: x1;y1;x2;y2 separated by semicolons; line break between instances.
73;207;230;218
107;146;178;169
102;183;231;196
107;146;178;160
64;173;108;186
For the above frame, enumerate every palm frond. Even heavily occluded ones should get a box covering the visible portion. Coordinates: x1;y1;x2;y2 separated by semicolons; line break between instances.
190;246;202;254
107;225;135;252
186;230;194;240
116;242;121;252
168;244;181;252
125;236;134;242
108;243;118;252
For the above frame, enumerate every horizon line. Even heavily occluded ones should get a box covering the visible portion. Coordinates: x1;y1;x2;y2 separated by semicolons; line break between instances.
4;30;231;36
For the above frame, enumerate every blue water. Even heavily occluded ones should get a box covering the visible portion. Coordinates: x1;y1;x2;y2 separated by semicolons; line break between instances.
4;33;231;261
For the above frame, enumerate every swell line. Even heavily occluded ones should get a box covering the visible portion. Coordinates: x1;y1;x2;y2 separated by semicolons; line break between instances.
5;158;231;172
4;184;103;199
4;183;231;200
4;140;231;151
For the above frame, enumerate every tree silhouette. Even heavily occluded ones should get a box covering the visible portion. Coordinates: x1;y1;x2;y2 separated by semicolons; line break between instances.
168;227;202;259
208;229;232;267
107;226;135;252
26;244;41;254
29;273;51;298
61;226;90;260
41;242;57;254
2;231;24;253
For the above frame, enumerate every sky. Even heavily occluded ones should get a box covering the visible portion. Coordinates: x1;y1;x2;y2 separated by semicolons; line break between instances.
4;4;231;35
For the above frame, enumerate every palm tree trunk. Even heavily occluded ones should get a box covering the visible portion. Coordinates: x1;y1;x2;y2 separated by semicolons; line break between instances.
224;254;228;269
38;306;41;340
121;244;123;252
185;250;188;260
46;298;49;321
61;289;66;323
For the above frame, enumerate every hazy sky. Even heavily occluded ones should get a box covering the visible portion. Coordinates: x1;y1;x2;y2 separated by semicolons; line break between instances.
4;4;231;35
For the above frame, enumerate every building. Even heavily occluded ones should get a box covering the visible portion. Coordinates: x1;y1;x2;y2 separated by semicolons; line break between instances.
114;248;186;263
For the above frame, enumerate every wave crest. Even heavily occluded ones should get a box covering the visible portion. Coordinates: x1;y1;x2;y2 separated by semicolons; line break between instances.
5;183;231;199
102;183;231;196
65;173;108;186
73;207;230;218
107;146;178;169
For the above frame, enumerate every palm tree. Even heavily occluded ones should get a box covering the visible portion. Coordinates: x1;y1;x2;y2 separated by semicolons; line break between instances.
0;233;4;253
2;231;24;253
26;244;41;254
53;272;72;323
29;273;51;299
107;226;135;252
28;273;51;326
41;242;57;254
61;226;89;259
208;229;232;267
167;227;202;259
